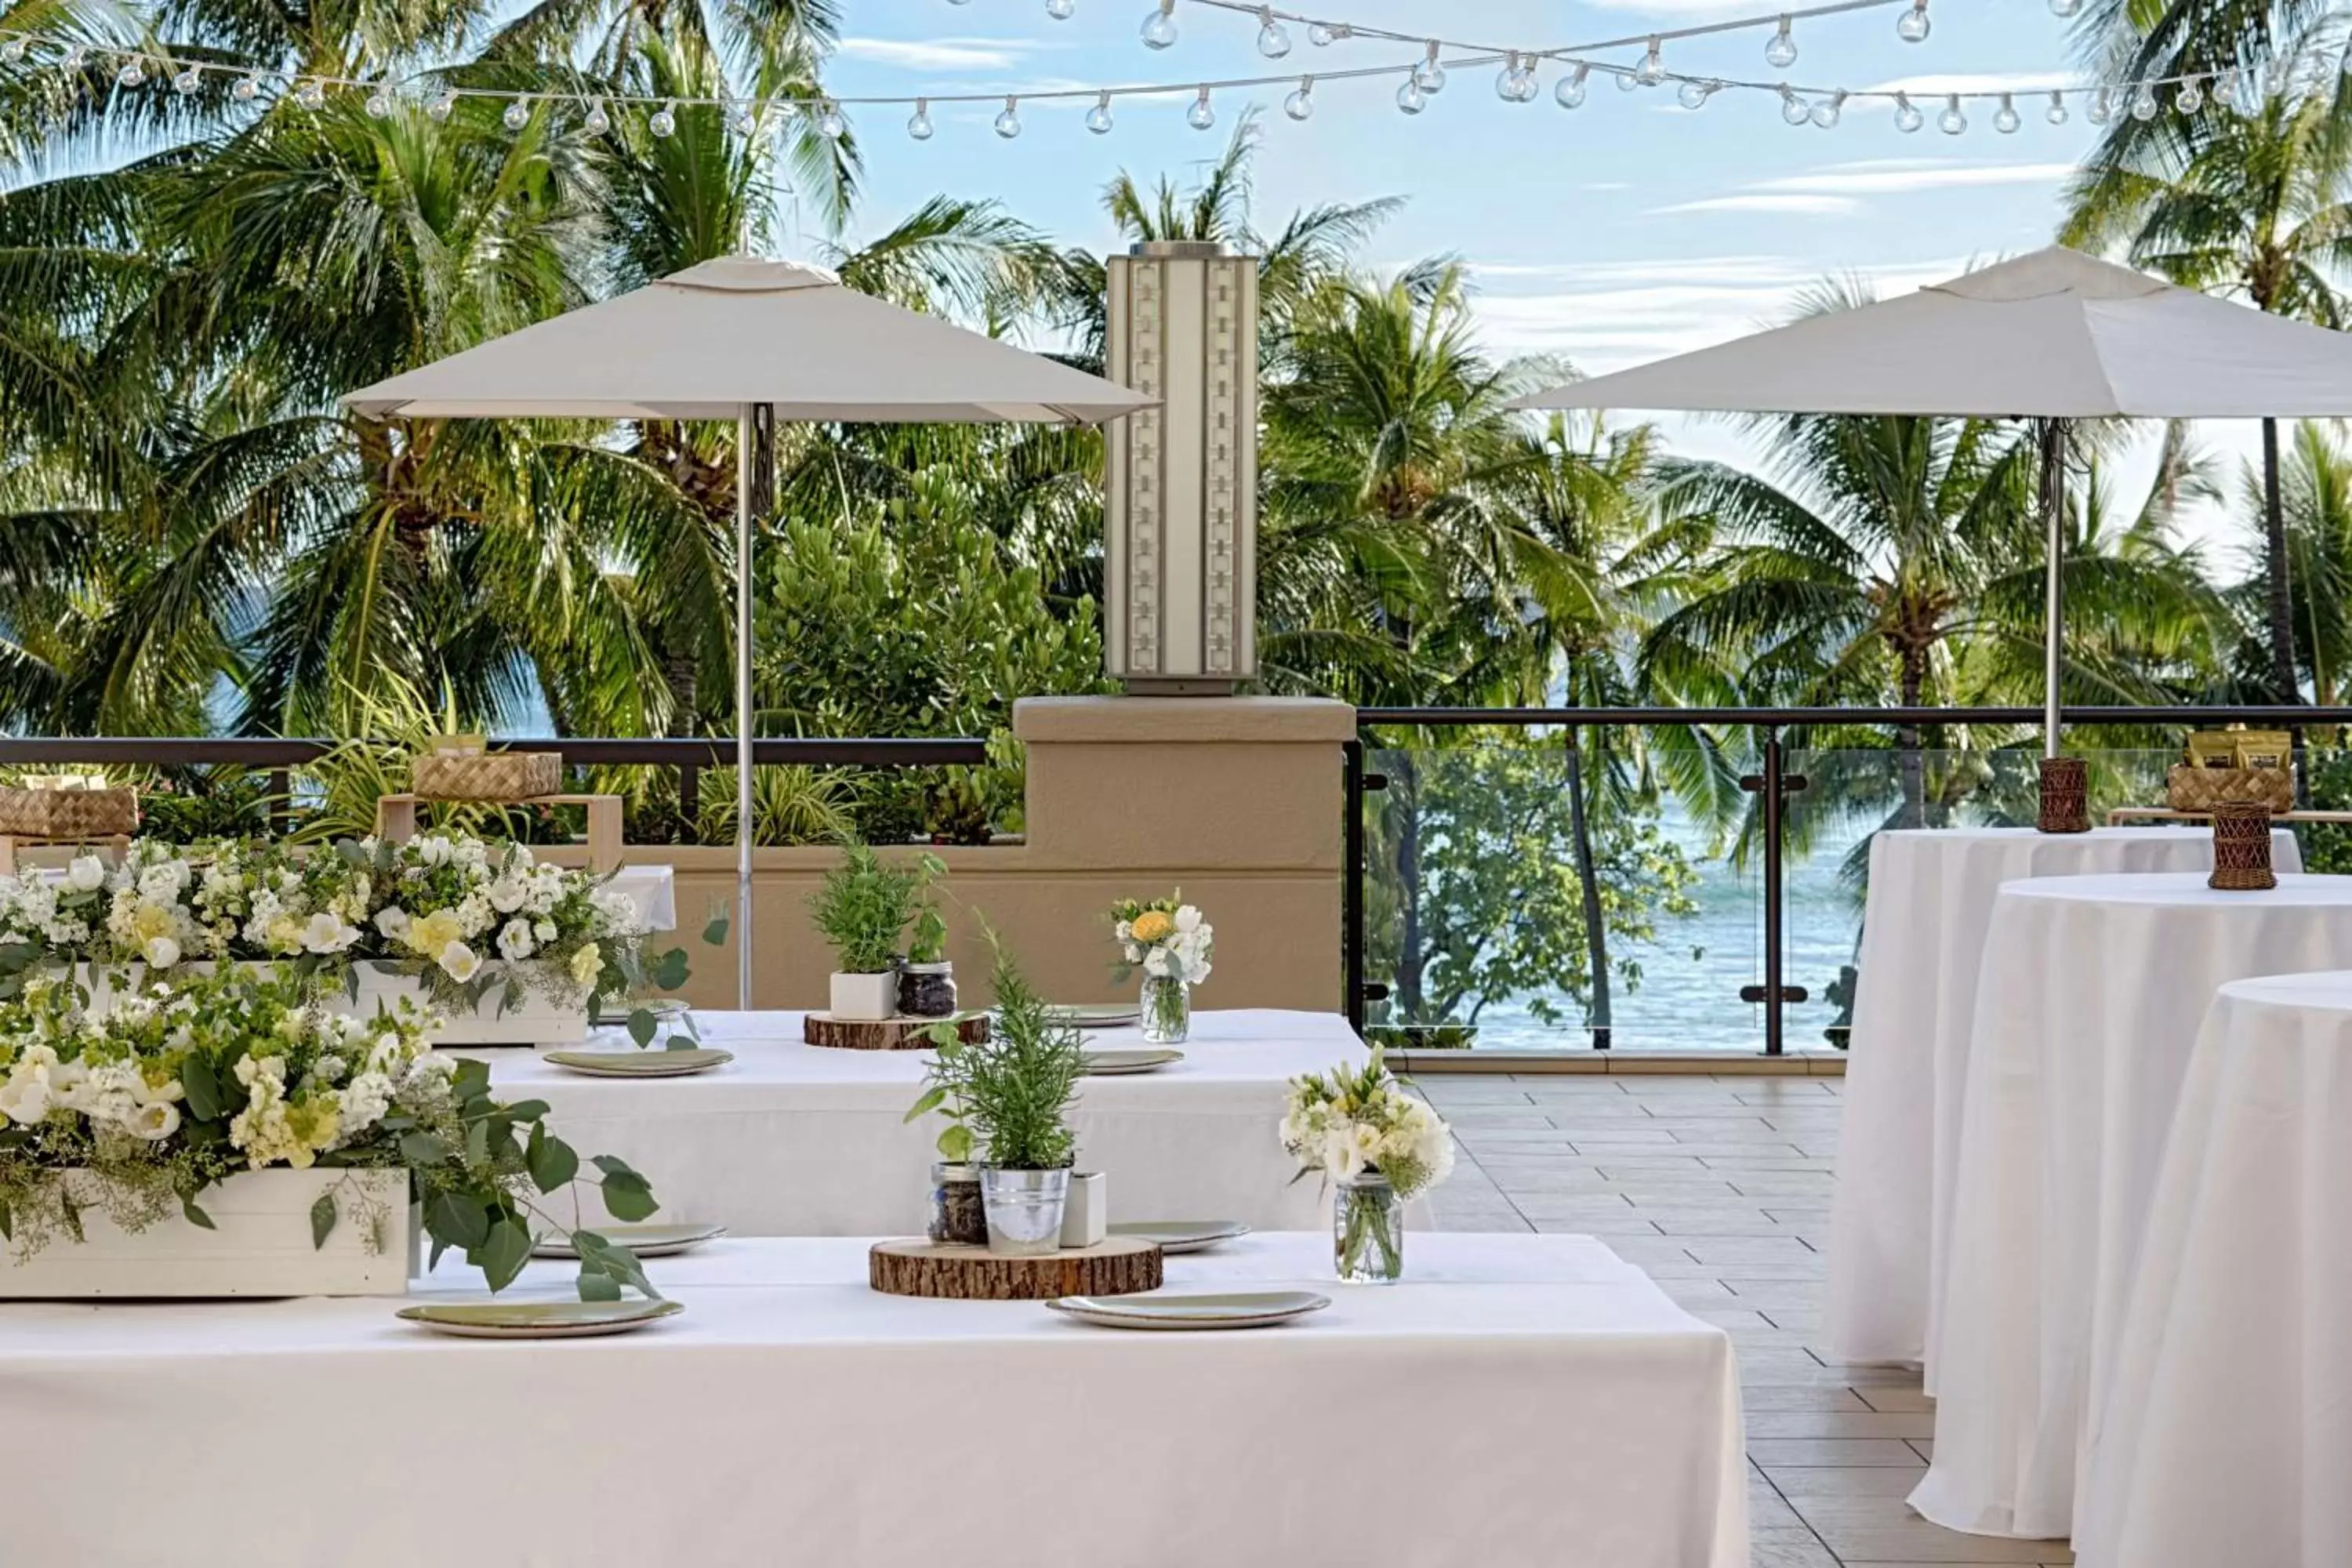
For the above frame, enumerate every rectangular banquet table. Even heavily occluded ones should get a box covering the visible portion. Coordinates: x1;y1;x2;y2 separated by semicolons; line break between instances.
0;1232;1748;1568
462;1009;1378;1235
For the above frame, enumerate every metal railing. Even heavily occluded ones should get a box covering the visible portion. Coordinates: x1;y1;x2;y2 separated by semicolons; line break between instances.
0;735;989;842
1347;704;2352;1054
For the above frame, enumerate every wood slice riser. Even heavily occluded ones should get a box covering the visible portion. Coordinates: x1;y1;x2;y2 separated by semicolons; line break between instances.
804;1014;989;1051
869;1237;1163;1300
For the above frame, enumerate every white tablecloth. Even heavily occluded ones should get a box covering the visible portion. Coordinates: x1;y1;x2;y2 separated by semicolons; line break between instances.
467;1009;1375;1236
1826;826;2302;1370
2074;971;2352;1568
0;1232;1748;1568
1911;872;2352;1540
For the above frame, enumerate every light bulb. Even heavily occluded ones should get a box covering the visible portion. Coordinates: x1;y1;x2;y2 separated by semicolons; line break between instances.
116;58;145;87
1187;85;1214;129
2046;90;2068;125
172;64;201;94
2086;88;2110;124
2130;82;2159;120
1047;0;1074;16
1898;0;1931;44
1085;92;1112;133
2264;56;2292;99
1679;78;1714;111
728;101;755;136
427;89;456;121
1140;0;1176;49
649;103;676;137
2175;76;2203;114
504;98;531;131
1395;78;1425;114
816;99;844;139
1497;53;1535;103
1894;92;1923;132
0;38;25;64
1994;93;2020;132
1413;42;1445;94
2050;0;2081;13
1308;22;1335;46
1555;63;1588;109
1811;89;1846;129
994;96;1021;137
2214;71;2238;112
1635;37;1664;86
1938;94;1965;134
1255;8;1290;59
234;71;262;101
365;87;393;118
1780;87;1809;126
909;98;934;140
296;78;325;110
1765;16;1797;69
1283;78;1312;121
583;100;610;136
61;45;85;71
1616;67;1638;92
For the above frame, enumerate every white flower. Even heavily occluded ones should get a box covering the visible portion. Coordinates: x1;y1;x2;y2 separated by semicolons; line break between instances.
0;1071;52;1126
1174;906;1202;935
438;942;481;983
533;920;556;945
126;1100;180;1141
373;906;409;941
142;935;182;969
488;878;527;915
569;943;603;988
1113;920;1133;942
299;912;358;955
496;919;535;962
66;856;106;892
1143;946;1175;979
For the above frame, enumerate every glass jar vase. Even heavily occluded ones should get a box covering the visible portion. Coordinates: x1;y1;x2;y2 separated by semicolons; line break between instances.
1140;973;1190;1044
1334;1172;1404;1283
928;1161;988;1247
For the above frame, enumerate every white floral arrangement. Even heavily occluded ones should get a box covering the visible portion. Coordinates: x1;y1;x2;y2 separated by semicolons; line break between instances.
358;833;647;1009
1279;1050;1454;1200
0;964;664;1297
1110;894;1214;985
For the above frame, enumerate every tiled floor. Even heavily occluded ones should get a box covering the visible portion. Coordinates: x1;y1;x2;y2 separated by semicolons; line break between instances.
1412;1070;2074;1568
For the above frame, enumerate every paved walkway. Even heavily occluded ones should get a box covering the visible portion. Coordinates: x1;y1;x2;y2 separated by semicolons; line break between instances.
1414;1070;2071;1568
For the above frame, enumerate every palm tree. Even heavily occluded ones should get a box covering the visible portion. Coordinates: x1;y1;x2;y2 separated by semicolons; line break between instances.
2256;420;2352;706
2062;63;2352;703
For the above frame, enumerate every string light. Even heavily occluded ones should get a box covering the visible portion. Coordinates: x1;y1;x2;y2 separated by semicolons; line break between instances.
1284;75;1313;119
1678;76;1717;110
1412;40;1446;94
2045;89;2067;125
1307;20;1347;45
2087;86;2111;124
1780;85;1809;125
1991;91;2018;132
727;99;755;136
1897;0;1930;43
1187;83;1216;128
1894;90;1922;131
815;98;844;139
0;36;24;63
909;97;935;139
1498;51;1538;101
649;101;676;137
115;58;143;87
172;64;201;94
1141;0;1178;49
2130;81;2159;120
2175;74;2202;114
993;95;1022;137
1047;0;1076;16
1255;5;1290;57
234;70;261;101
583;99;611;135
1395;75;1425;114
1635;36;1665;87
1810;87;1846;127
1085;90;1113;132
1937;91;1965;133
295;77;325;110
1766;15;1797;67
427;88;456;121
2049;0;2080;13
1555;61;1589;109
364;85;393;117
504;96;532;131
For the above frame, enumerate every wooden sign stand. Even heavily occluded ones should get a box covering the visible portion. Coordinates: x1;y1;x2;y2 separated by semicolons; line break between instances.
376;793;624;871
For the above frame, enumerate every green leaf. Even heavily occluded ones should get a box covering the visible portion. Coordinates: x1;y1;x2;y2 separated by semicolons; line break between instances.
399;1131;449;1165
653;948;690;990
598;1169;659;1223
0;1197;12;1240
701;910;730;946
310;1192;337;1250
903;1086;946;1123
590;1153;642;1181
180;1055;222;1121
424;1192;491;1250
499;979;525;1019
476;1218;532;1293
524;1124;578;1194
463;1117;490;1167
936;1123;972;1163
576;1264;623;1302
575;1232;661;1299
503;1098;550;1122
626;1007;657;1048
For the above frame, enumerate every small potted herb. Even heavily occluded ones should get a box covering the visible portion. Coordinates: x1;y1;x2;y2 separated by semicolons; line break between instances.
956;940;1084;1255
906;1025;985;1245
896;893;956;1019
808;842;935;1021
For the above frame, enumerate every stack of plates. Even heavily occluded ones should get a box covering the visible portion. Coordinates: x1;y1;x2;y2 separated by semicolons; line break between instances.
395;1298;684;1339
543;1047;733;1078
1045;1290;1329;1331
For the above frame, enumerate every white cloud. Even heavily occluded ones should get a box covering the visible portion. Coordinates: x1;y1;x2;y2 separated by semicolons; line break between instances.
1864;71;2077;96
835;38;1029;71
1651;193;1860;216
1755;160;2078;195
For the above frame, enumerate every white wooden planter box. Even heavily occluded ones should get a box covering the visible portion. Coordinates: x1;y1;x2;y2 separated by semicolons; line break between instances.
0;1167;415;1298
347;966;588;1047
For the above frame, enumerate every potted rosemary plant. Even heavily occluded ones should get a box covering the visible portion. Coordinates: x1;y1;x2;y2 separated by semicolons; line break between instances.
951;942;1084;1255
808;843;937;1021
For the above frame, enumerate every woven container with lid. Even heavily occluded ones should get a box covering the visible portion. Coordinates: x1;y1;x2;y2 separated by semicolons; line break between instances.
2168;764;2293;815
0;785;138;839
411;750;561;802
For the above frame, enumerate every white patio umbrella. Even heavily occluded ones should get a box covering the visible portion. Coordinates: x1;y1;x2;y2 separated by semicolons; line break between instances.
345;255;1152;1007
1512;245;2352;752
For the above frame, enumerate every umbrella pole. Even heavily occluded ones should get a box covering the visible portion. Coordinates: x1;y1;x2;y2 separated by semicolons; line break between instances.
735;404;775;1010
2038;417;2070;760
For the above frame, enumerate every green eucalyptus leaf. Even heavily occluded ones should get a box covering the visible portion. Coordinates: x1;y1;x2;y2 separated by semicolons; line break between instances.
463;1117;490;1167
598;1170;659;1223
310;1192;337;1250
425;1192;490;1250
477;1218;532;1293
400;1131;449;1165
180;1055;222;1121
576;1264;623;1302
626;1007;657;1048
525;1125;579;1193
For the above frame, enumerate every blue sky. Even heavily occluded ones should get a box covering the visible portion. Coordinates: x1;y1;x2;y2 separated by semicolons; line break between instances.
816;0;2270;570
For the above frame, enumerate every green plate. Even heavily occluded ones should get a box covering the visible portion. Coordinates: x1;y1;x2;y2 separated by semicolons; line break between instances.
1106;1220;1251;1254
529;1223;728;1260
544;1047;733;1078
1081;1047;1183;1075
396;1298;684;1339
1058;1004;1142;1029
1047;1290;1329;1330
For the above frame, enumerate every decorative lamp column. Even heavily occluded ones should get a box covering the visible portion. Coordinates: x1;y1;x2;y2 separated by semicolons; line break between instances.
1103;241;1260;694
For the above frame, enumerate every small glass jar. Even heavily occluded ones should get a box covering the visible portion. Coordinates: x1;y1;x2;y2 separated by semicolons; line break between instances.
1334;1171;1404;1283
1140;973;1190;1044
898;960;957;1018
929;1161;988;1247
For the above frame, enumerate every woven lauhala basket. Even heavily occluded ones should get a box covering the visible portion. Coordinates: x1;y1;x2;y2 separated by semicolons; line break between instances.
2209;803;2278;891
411;751;561;802
0;785;138;839
2169;764;2293;815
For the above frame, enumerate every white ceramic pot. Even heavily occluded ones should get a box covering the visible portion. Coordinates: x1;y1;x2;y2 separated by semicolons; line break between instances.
829;970;899;1022
1059;1171;1107;1249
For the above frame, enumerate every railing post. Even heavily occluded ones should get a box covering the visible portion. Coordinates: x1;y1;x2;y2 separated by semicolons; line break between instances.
1344;739;1366;1034
677;762;701;845
1740;727;1809;1056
